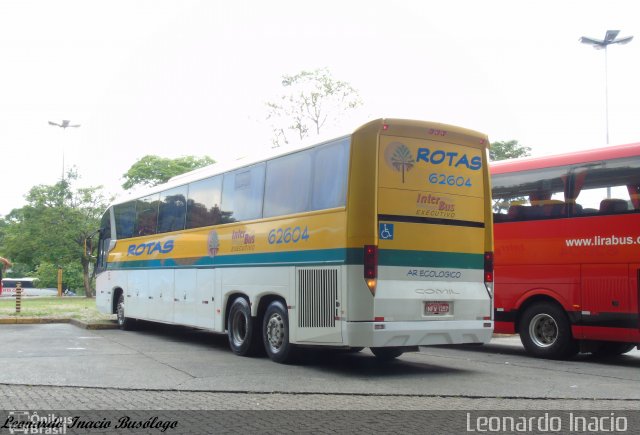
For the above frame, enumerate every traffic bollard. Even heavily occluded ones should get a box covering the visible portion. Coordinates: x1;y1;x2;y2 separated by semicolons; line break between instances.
15;282;22;313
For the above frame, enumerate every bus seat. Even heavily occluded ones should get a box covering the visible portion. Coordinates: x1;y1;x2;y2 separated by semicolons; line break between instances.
508;205;546;220
542;200;565;217
599;198;628;214
507;205;526;220
525;207;544;219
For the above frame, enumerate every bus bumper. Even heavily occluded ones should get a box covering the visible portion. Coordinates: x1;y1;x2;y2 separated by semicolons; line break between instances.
345;320;494;348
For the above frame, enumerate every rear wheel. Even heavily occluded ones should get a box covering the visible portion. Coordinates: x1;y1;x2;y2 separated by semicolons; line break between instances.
116;293;136;330
592;341;636;357
370;347;404;361
263;300;295;363
227;297;260;356
519;302;578;359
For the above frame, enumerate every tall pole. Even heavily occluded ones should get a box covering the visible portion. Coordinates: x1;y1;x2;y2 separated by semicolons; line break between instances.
47;120;81;297
604;45;609;145
579;30;633;146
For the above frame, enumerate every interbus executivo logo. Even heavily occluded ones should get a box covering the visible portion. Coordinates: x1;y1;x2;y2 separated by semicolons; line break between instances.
384;142;415;183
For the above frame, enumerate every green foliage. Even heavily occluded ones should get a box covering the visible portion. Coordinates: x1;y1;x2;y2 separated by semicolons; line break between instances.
0;170;108;297
122;155;215;190
35;261;84;294
34;262;57;288
266;68;363;147
490;140;532;161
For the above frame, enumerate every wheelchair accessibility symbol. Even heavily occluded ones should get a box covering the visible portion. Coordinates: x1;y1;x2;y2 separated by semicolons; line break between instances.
379;223;394;240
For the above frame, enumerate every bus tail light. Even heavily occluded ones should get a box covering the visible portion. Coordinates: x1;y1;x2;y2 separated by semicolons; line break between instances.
484;251;494;283
364;245;378;296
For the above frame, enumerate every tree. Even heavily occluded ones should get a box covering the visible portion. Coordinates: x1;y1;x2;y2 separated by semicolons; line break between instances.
122;155;215;190
35;261;84;293
490;140;532;161
266;68;363;147
1;170;108;297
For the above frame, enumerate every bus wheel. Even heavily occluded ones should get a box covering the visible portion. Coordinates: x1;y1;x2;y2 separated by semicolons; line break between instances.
519;302;578;359
263;300;295;363
592;342;636;358
227;297;259;356
116;293;135;330
370;347;404;361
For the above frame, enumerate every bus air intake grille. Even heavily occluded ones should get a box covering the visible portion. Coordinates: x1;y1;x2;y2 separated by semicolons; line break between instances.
297;268;338;328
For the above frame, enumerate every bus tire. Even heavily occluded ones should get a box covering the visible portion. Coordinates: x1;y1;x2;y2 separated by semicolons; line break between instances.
370;347;404;361
116;293;136;331
263;300;295;364
519;302;578;359
592;341;636;357
227;297;260;356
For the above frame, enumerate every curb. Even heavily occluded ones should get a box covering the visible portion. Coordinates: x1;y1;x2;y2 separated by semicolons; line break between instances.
0;317;69;325
0;317;118;330
70;319;119;330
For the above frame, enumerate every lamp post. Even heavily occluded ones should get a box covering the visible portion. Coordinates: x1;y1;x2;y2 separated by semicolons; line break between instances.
48;120;80;297
48;120;81;180
579;30;633;145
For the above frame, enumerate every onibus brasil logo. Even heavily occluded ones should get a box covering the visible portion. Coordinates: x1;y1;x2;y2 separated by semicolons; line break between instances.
384;142;414;183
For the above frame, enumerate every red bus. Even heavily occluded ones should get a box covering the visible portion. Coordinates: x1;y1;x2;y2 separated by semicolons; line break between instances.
491;142;640;359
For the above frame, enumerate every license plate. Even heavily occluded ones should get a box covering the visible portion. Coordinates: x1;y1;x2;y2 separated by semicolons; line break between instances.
425;302;450;315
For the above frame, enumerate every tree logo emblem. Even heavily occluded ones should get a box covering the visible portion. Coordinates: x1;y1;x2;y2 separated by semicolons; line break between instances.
208;230;220;257
384;142;414;183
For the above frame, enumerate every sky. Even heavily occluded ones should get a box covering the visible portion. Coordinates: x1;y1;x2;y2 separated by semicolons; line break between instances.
1;0;639;217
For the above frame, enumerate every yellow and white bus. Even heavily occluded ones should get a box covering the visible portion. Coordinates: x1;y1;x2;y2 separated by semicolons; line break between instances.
95;118;494;363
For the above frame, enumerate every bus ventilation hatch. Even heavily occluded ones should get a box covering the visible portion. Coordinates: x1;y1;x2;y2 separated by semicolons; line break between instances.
297;268;338;328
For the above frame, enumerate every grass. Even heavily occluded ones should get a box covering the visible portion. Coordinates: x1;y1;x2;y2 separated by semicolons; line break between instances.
0;296;116;323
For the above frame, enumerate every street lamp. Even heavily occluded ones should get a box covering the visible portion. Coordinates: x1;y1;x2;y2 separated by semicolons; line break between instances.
48;120;81;180
579;30;633;145
48;120;81;297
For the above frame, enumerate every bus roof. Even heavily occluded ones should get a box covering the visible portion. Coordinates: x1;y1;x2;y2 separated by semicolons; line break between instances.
490;142;640;174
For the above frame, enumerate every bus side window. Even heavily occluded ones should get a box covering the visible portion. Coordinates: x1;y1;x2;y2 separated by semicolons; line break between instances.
136;194;159;236
311;138;349;210
186;176;223;229
221;164;265;222
114;201;136;239
158;186;187;233
264;150;312;217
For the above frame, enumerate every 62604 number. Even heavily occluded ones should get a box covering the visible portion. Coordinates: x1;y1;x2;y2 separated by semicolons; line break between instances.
268;226;310;244
429;173;472;187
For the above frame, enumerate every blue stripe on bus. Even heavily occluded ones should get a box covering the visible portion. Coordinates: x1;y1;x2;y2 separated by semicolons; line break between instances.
106;248;483;270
